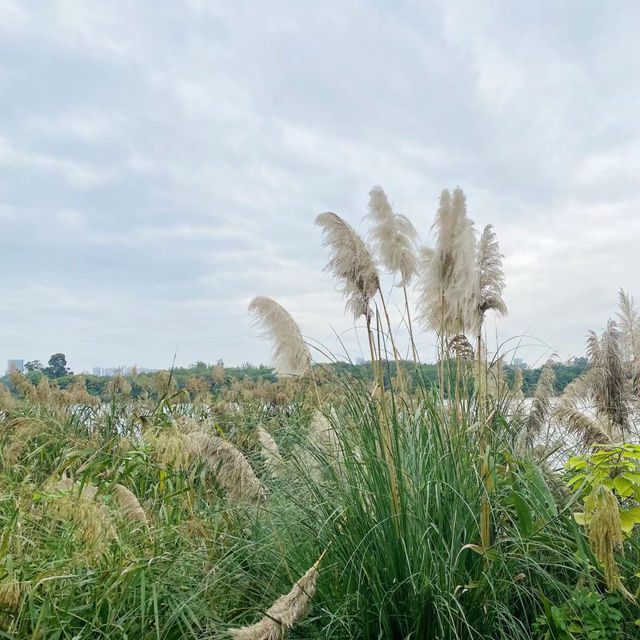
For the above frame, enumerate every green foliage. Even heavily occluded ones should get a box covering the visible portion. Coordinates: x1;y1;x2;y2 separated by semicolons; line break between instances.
44;352;72;378
566;444;640;534
247;391;592;639
532;588;624;640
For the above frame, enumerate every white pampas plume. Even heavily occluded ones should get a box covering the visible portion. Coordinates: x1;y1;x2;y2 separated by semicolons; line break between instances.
256;426;280;474
474;224;507;332
186;431;265;503
555;377;612;446
556;321;630;445
524;366;555;449
366;185;418;287
587;321;630;436
248;296;311;377
616;288;639;363
512;367;524;402
309;410;339;453
417;188;477;336
229;553;324;640
112;484;148;524
315;212;380;320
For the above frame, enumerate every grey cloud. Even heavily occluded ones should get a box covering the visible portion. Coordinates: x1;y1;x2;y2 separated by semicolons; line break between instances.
1;0;639;371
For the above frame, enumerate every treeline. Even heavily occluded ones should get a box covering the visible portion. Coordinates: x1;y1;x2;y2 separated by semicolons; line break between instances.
1;358;588;400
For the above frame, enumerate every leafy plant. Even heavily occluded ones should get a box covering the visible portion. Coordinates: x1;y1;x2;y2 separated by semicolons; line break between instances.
532;588;624;640
566;444;640;534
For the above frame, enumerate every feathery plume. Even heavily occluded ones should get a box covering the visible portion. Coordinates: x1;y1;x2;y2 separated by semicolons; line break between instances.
229;556;322;640
555;378;612;446
588;321;630;437
50;477;116;563
105;373;132;397
112;484;148;524
212;365;226;386
0;383;16;411
366;185;418;287
315;212;380;320
2;417;47;465
556;322;630;443
256;426;280;474
151;428;192;470
512;367;524;402
0;580;24;608
524;366;555;449
67;377;100;407
616;288;639;363
474;224;507;333
585;484;632;598
9;369;37;403
447;334;475;362
309;410;339;453
186;431;265;503
486;356;507;398
248;296;311;377
417;188;477;336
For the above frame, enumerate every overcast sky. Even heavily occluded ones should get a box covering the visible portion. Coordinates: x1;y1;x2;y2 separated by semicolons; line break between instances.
1;1;639;373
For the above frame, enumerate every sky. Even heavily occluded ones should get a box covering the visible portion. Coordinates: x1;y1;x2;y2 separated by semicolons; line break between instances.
1;1;640;373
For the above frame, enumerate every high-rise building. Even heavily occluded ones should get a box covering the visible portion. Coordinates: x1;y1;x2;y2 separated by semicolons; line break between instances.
92;367;102;376
6;359;24;374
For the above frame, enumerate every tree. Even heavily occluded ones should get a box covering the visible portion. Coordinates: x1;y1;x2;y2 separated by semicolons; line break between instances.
24;360;43;373
45;353;72;378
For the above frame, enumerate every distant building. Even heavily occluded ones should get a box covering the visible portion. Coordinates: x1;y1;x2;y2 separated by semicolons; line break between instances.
355;357;365;365
6;359;24;374
513;358;528;370
92;367;102;376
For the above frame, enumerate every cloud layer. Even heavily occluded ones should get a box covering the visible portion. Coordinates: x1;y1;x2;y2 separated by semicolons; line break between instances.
1;0;639;372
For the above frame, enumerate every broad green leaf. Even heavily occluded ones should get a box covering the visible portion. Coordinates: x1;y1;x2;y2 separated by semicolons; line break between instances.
567;473;586;488
620;509;637;534
565;456;588;470
613;475;634;497
621;471;640;485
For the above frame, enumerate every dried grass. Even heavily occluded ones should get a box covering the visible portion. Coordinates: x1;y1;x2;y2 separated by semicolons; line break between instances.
229;557;321;640
417;188;477;336
315;211;380;320
248;296;311;377
366;185;418;287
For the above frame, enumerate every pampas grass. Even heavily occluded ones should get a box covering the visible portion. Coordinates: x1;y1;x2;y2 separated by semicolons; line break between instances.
256;426;280;475
617;288;639;364
587;321;630;437
366;185;418;287
147;424;265;503
248;296;311;378
309;409;339;453
555;378;612;446
51;477;116;563
186;431;265;503
555;321;631;444
475;224;507;330
315;212;380;321
417;188;477;336
112;484;148;524
523;365;555;450
229;555;322;640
